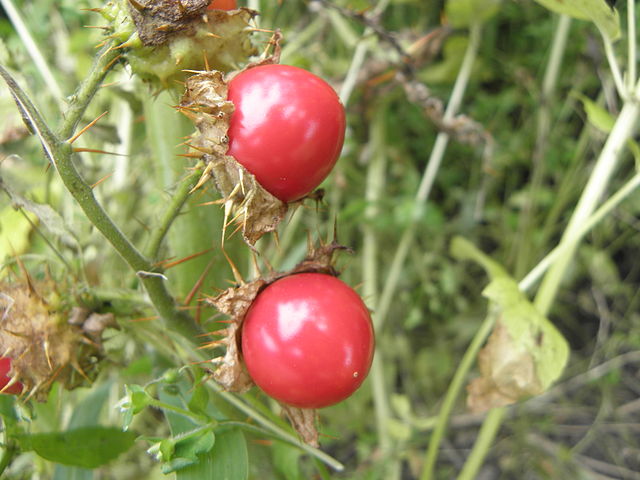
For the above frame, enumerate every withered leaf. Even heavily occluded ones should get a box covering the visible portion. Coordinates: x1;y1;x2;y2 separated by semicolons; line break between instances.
451;237;570;413
128;0;210;46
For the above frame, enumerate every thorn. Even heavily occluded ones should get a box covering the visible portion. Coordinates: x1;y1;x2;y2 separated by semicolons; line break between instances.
72;147;126;156
68;111;109;144
91;172;114;189
128;0;146;11
203;51;210;71
162;249;212;270
178;152;204;159
83;25;111;30
156;24;173;32
185;259;215;305
222;249;244;285
103;53;123;73
205;32;222;39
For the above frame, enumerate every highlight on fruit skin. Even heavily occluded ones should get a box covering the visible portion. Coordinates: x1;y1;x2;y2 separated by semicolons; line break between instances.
98;0;257;88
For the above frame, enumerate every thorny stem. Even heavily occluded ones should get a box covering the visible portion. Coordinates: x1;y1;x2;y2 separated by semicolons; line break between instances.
53;142;200;338
146;168;204;260
58;41;122;140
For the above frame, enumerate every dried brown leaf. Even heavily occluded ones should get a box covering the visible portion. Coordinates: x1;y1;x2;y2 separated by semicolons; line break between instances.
280;404;319;447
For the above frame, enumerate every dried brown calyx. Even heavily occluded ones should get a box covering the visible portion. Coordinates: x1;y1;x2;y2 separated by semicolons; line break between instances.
0;278;113;401
179;68;288;246
202;238;347;446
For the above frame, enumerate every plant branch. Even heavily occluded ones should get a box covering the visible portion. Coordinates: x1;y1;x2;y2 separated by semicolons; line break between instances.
58;41;122;140
419;314;495;480
628;0;637;89
534;97;640;314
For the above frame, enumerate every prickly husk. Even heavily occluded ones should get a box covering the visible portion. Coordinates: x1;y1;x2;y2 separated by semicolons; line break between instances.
0;282;109;401
100;0;258;87
179;71;287;246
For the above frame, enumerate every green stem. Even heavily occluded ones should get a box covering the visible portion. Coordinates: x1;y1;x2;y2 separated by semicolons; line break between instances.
362;110;396;475
419;314;495;480
146;168;203;260
456;408;506;480
603;34;626;100
376;21;482;333
520;171;640;291
534;97;640;314
628;0;637;89
58;41;121;140
53;143;199;338
148;398;207;423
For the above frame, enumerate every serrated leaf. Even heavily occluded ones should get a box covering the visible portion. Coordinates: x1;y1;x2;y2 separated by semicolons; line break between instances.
451;237;570;412
17;427;136;469
534;0;620;40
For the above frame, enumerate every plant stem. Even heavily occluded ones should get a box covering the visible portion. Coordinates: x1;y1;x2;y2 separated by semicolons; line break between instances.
58;41;121;140
456;408;506;480
53;143;200;338
362;110;396;475
534;97;640;314
603;34;626;100
376;21;482;333
146;168;203;260
628;0;637;89
419;314;495;480
514;14;571;277
0;0;64;104
519;171;640;291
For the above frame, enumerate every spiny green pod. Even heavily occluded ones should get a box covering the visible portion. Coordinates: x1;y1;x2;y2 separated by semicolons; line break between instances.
99;0;257;88
0;278;113;401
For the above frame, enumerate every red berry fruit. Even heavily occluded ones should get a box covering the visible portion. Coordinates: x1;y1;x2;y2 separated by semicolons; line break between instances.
241;273;374;409
207;0;237;10
0;357;22;395
227;65;346;202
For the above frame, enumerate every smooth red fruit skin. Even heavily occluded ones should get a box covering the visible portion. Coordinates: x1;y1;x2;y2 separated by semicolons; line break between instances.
0;357;22;395
241;273;374;409
207;0;237;10
227;65;346;202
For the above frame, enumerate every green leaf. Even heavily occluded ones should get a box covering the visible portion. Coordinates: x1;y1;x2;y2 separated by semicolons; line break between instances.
0;205;35;267
117;384;153;430
187;384;210;418
0;65;61;170
16;427;136;469
445;0;501;28
574;93;615;133
272;441;303;480
533;0;620;40
176;428;248;480
160;428;216;474
451;237;570;411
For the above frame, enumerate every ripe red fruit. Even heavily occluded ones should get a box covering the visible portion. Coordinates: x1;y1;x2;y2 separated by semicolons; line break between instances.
0;357;22;395
241;273;374;409
207;0;237;10
227;64;346;202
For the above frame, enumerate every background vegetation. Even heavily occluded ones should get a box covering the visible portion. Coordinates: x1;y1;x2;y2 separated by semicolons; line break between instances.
0;0;639;479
